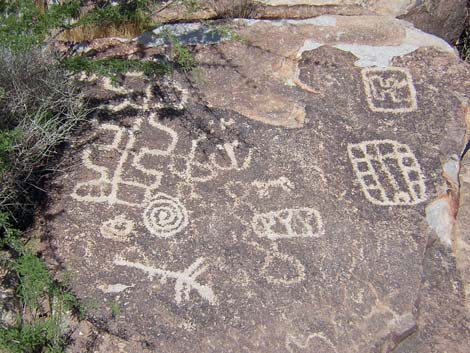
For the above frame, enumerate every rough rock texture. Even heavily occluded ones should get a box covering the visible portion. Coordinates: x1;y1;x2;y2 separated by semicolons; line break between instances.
399;0;468;43
45;16;470;353
152;0;468;44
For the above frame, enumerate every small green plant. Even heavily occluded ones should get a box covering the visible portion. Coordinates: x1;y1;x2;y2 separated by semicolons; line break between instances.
110;301;122;318
0;213;84;353
163;33;197;73
456;25;470;62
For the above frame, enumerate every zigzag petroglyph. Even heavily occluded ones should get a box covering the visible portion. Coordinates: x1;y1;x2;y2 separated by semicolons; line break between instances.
113;256;217;305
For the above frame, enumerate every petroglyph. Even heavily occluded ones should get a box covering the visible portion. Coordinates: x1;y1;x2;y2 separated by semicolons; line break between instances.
252;208;324;240
100;215;135;241
71;118;157;207
143;193;189;238
171;137;253;183
362;67;418;113
114;256;217;305
252;177;295;197
210;140;253;171
286;332;339;353
70;115;191;237
348;140;427;206
261;249;306;285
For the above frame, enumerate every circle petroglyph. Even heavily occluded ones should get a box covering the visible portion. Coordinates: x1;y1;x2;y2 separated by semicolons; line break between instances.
143;193;189;238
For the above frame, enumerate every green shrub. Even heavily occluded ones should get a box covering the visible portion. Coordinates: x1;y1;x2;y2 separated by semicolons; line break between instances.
62;56;172;80
0;0;80;51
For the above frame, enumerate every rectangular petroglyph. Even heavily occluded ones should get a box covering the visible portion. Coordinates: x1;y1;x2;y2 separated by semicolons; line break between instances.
348;140;427;206
113;257;217;305
252;207;324;240
362;67;417;113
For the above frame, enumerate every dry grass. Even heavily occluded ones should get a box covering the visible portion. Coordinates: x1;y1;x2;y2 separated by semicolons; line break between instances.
209;0;258;19
0;48;87;211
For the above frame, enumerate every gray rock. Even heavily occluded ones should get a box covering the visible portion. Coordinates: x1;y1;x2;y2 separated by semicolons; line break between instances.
45;16;470;353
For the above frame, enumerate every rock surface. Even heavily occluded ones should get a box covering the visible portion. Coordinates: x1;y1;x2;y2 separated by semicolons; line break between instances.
45;16;470;353
153;0;468;44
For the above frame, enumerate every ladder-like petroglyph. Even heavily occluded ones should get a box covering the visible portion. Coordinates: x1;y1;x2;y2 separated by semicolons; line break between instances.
143;193;189;238
252;208;324;240
348;140;427;206
362;67;418;113
113;256;217;305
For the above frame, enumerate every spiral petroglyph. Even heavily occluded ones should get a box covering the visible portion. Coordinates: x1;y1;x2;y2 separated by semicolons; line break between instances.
143;193;189;238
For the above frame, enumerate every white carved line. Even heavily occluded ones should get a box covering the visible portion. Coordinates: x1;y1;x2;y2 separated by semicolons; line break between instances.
210;140;253;171
71;116;182;207
113;256;217;305
143;193;189;238
132;113;179;177
261;250;306;286
100;214;135;241
286;332;338;353
252;176;295;197
347;139;427;206
362;67;418;113
252;207;324;240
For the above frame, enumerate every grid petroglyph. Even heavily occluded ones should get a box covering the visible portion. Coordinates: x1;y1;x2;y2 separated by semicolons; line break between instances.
348;140;427;206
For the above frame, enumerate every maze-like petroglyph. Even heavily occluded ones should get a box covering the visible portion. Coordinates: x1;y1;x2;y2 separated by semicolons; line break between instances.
113;256;217;305
71;114;190;238
362;67;417;113
348;140;427;206
252;208;324;240
143;193;189;238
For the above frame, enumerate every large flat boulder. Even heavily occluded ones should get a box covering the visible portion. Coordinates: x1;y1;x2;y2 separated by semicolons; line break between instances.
45;16;470;352
153;0;467;43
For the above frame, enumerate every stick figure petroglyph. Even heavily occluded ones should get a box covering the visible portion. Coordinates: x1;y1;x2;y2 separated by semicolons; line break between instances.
113;256;217;305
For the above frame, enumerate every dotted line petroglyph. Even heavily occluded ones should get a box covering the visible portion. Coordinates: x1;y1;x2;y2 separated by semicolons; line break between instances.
113;256;217;305
143;193;189;238
362;67;417;113
252;208;324;240
348;140;427;206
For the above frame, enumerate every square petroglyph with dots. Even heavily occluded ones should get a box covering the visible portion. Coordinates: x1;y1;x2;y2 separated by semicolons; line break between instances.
362;67;418;113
